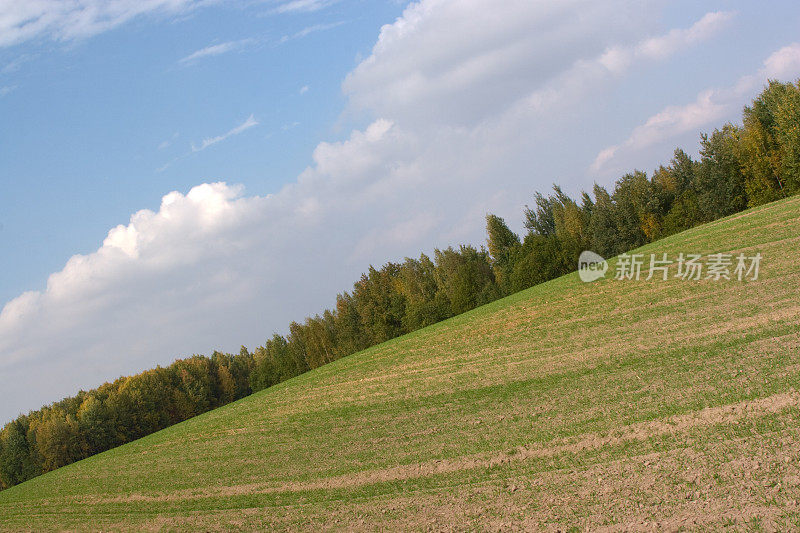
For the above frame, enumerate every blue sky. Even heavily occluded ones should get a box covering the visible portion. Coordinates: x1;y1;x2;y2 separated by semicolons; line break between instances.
2;0;800;423
0;0;405;306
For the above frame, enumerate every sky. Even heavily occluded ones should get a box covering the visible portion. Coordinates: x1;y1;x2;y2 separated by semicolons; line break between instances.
2;0;800;424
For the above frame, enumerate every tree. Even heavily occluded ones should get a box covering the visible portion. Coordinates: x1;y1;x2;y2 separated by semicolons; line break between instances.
285;326;312;378
77;394;114;455
657;149;702;236
485;214;521;291
661;188;701;237
506;234;570;293
229;347;254;399
29;410;88;472
696;124;747;220
612;171;650;252
551;186;591;263
738;94;785;206
764;80;800;194
588;184;617;257
434;246;499;315
332;292;367;357
302;314;337;369
250;335;294;391
214;359;236;406
523;192;556;236
670;148;697;194
169;357;215;420
352;264;406;345
0;418;37;488
485;214;521;266
396;254;448;331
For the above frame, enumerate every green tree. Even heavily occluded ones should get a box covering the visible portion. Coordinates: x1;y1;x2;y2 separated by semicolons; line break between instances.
738;92;785;206
29;410;88;472
485;214;521;292
506;234;570;292
588;184;618;257
332;292;368;357
434;246;499;315
696;124;747;220
250;335;294;391
0;418;37;488
523;192;556;236
763;80;800;194
76;394;115;455
486;214;521;266
550;186;591;263
661;189;702;237
286;325;313;378
230;347;254;399
396;254;448;331
611;171;650;251
352;264;407;345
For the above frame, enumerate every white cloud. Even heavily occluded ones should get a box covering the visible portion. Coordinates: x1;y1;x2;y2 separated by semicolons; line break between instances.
342;3;730;129
272;0;339;14
493;11;734;133
596;11;734;74
158;132;179;150
0;0;206;48
757;42;800;79
0;0;753;423
157;117;257;172
1;53;35;74
635;11;735;60
279;21;344;44
592;43;800;174
0;85;16;97
299;85;309;95
179;39;254;64
191;115;258;152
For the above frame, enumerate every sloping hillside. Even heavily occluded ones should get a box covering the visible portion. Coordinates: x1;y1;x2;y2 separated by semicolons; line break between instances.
1;196;799;531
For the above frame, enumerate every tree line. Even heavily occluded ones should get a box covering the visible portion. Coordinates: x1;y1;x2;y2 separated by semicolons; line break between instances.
2;80;799;490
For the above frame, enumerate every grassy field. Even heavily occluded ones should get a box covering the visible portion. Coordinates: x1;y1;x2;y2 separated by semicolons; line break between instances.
2;196;800;531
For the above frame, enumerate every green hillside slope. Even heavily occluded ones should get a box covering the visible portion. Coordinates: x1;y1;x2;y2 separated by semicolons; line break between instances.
2;196;799;531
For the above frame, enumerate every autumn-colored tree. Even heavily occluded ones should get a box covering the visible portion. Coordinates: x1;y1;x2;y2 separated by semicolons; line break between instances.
29;410;88;472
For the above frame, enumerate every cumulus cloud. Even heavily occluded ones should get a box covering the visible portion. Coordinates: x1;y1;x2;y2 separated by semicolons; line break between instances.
347;1;614;126
592;43;800;174
0;120;486;422
343;2;730;129
191;115;259;152
0;0;205;48
0;0;752;423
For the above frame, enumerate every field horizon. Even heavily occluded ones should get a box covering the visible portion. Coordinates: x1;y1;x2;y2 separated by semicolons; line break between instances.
2;195;800;531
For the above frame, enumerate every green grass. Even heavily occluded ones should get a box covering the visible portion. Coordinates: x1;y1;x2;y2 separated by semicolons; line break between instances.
2;197;800;531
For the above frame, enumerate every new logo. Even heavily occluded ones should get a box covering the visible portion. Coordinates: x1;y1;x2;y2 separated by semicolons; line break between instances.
578;250;608;283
